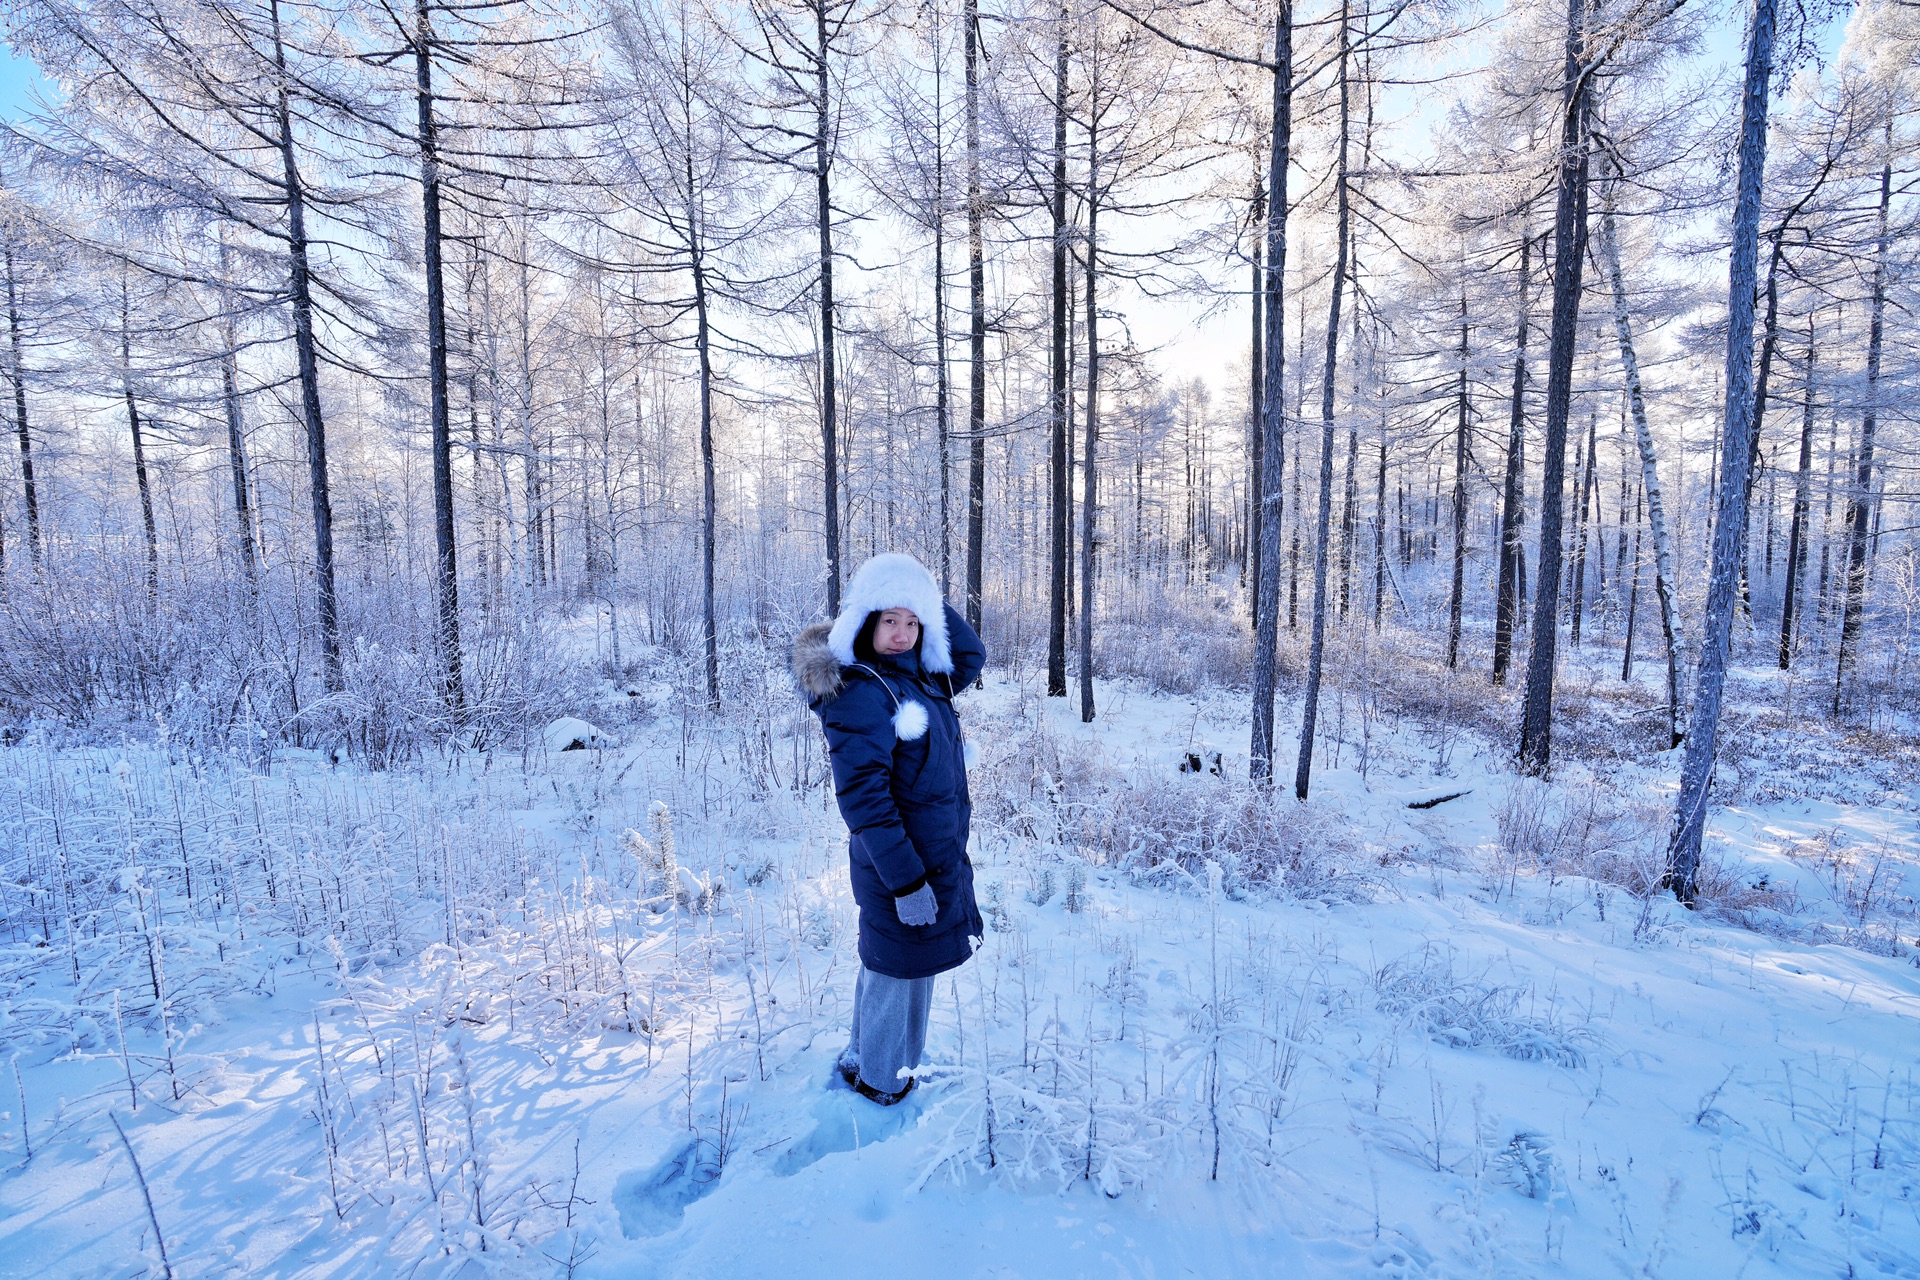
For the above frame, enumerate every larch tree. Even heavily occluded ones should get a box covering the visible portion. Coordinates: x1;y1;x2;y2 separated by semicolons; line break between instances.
740;0;871;615
1666;0;1779;902
608;0;787;704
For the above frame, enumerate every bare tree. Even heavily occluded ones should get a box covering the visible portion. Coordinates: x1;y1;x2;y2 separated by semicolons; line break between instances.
740;0;870;614
1514;0;1595;776
1597;172;1684;746
1666;0;1779;902
1832;130;1895;712
1293;0;1354;801
0;207;45;572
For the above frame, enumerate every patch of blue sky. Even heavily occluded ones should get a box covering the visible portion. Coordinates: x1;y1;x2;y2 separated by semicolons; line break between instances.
1;47;59;123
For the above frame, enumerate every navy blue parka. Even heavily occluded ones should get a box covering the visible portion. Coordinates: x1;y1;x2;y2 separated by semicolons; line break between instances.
794;601;987;980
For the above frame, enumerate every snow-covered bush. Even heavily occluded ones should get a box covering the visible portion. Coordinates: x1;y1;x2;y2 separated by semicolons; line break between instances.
970;713;1375;900
1090;589;1256;695
1086;774;1375;899
0;564;263;745
1491;777;1666;898
462;612;600;751
1373;944;1599;1068
311;638;448;769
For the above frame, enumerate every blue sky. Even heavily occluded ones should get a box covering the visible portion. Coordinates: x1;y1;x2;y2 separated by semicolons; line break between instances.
1;47;56;123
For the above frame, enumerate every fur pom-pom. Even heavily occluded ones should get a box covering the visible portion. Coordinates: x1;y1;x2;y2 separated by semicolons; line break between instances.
893;700;929;741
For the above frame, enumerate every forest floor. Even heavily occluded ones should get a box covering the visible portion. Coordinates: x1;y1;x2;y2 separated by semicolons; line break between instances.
2;647;1919;1279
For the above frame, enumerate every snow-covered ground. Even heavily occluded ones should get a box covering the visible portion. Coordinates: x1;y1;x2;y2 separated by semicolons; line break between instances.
2;660;1918;1279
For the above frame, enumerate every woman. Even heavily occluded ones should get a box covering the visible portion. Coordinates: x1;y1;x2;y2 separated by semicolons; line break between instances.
792;553;987;1105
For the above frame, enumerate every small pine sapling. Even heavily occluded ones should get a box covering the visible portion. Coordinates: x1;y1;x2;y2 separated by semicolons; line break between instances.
1064;864;1088;914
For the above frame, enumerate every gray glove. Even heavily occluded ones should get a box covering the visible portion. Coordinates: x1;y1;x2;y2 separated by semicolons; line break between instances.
895;882;938;927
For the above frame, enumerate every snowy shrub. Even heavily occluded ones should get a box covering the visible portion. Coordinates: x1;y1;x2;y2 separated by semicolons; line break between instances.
462;613;599;752
966;710;1106;839
912;983;1178;1197
1491;777;1668;905
1688;850;1805;934
309;638;448;769
1098;587;1259;690
981;879;1012;932
972;713;1376;901
912;1055;1151;1195
797;901;836;950
1092;617;1254;695
624;802;686;907
1063;865;1088;913
0;566;266;746
1373;945;1598;1069
1082;775;1374;901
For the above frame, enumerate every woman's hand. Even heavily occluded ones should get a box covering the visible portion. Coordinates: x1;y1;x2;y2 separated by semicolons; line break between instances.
895;882;938;927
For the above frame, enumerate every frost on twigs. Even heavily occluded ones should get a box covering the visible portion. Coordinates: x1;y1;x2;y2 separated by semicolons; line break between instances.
909;1053;1156;1198
971;716;1379;903
1373;944;1599;1069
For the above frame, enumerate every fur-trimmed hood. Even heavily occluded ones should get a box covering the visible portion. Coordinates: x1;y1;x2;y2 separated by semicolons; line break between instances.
792;553;952;700
792;621;845;700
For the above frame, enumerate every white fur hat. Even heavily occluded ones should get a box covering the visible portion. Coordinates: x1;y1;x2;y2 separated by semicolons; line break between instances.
826;553;952;673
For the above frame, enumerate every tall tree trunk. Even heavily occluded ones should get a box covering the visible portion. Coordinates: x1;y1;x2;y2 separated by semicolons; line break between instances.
1248;0;1294;783
1778;322;1815;668
1337;424;1358;619
964;0;987;633
1570;413;1596;647
1047;9;1070;697
1666;0;1777;902
1292;0;1344;801
220;334;257;593
1515;0;1591;775
119;287;160;601
3;237;40;570
1079;65;1101;724
1739;232;1786;617
1446;295;1468;668
1599;180;1683;745
1247;175;1266;630
1832;144;1892;713
1491;233;1532;685
1289;449;1300;628
415;0;464;712
1622;480;1642;679
934;50;952;597
1816;416;1836;624
694;255;720;706
1372;428;1387;625
815;1;842;615
217;233;257;594
273;0;343;692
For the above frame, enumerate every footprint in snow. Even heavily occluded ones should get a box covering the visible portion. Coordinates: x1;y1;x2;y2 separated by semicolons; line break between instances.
614;1139;724;1238
773;1087;923;1177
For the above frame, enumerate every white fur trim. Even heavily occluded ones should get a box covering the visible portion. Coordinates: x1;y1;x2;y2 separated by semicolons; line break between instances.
893;701;929;741
826;553;952;673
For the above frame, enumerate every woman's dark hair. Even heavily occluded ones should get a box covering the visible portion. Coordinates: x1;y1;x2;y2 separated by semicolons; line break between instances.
853;610;921;664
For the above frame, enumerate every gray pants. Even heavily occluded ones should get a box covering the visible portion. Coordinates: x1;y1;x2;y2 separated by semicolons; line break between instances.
844;966;935;1095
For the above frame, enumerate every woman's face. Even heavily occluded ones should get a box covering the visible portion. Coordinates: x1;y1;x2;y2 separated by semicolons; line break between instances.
873;608;921;656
